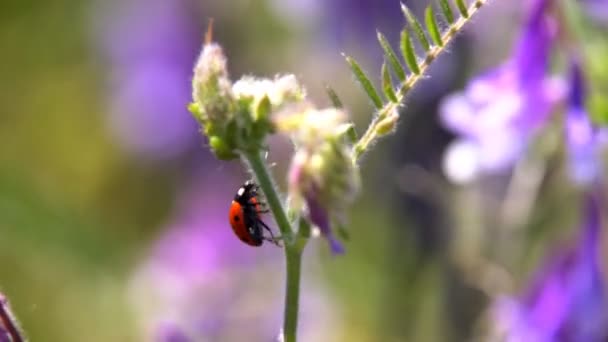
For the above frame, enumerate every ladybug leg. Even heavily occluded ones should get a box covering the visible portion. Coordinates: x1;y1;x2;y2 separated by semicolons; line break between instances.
250;198;270;213
257;219;282;247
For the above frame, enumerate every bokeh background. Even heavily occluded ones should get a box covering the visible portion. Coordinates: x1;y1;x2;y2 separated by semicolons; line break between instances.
0;0;606;341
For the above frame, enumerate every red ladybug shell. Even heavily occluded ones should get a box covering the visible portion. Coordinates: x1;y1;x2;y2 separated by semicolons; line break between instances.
229;182;264;246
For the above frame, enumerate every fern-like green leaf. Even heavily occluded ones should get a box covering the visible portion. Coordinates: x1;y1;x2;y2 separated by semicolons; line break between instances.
401;3;430;52
325;84;343;108
400;30;420;75
425;6;443;46
439;0;455;24
344;55;383;109
381;62;398;103
455;0;469;18
377;31;406;82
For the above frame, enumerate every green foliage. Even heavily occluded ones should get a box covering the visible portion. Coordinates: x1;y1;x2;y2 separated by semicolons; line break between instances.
425;6;444;47
455;0;469;18
439;0;455;24
325;85;344;108
344;55;383;109
344;124;359;145
400;30;420;75
377;31;406;82
401;4;431;52
381;62;398;103
342;0;491;163
345;0;491;117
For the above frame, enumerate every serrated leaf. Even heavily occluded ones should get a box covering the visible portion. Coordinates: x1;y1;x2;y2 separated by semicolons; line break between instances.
381;62;398;103
400;30;420;75
455;0;469;18
401;3;430;52
439;0;454;24
344;55;383;109
324;84;343;108
377;31;406;82
425;6;443;47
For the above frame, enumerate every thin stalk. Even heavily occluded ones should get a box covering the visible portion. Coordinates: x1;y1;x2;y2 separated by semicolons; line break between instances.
243;150;293;241
242;150;306;342
283;247;303;342
0;295;24;342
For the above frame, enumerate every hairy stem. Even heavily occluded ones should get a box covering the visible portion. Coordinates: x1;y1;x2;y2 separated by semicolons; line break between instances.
353;0;490;163
242;150;306;342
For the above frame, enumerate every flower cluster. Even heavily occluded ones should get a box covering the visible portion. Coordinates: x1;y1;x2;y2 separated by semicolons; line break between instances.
189;42;305;159
275;104;360;253
190;37;360;252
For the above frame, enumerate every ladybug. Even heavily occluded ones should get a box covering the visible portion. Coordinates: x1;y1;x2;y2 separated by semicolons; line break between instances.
229;181;280;247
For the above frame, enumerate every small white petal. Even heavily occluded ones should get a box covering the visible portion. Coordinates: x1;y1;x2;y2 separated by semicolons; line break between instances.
443;140;481;184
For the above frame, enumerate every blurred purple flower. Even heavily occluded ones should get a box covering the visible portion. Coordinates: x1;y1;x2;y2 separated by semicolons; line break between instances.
129;175;340;341
440;0;565;183
493;193;608;341
580;0;608;24
565;61;608;186
304;189;345;254
324;0;404;46
98;0;200;160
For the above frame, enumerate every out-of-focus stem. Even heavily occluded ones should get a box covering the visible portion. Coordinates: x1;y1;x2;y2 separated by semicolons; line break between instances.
0;294;24;342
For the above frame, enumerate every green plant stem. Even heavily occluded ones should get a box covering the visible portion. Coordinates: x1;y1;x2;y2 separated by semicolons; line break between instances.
283;246;302;342
242;150;306;342
243;150;293;240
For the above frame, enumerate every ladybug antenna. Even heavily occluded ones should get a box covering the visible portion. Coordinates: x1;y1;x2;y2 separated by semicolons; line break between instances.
205;18;214;45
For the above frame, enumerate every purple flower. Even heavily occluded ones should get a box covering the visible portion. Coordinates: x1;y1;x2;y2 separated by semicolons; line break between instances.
565;61;608;186
128;176;340;341
98;0;200;160
440;0;566;183
493;193;608;341
304;188;345;254
579;0;608;24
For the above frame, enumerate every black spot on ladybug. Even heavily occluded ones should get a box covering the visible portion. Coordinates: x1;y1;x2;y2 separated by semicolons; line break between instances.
233;215;240;221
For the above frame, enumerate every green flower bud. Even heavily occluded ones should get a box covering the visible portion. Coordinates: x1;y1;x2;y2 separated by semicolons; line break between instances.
375;109;399;136
190;42;239;159
190;43;307;158
191;43;234;123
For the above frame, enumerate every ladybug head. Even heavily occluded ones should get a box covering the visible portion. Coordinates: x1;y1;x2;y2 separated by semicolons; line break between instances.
235;180;258;202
